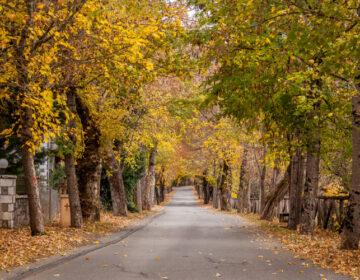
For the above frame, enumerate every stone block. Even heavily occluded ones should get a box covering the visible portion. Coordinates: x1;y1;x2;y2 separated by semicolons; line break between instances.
0;178;16;187
7;204;14;211
7;186;15;195
0;211;14;220
0;195;15;203
1;187;8;195
1;203;8;211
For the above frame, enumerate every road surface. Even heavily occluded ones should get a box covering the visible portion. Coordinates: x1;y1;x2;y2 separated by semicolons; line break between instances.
23;186;351;280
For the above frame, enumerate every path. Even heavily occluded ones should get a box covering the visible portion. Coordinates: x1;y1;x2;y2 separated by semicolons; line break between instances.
23;186;351;280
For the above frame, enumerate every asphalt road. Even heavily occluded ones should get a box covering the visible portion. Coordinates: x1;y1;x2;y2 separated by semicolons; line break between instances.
24;186;351;280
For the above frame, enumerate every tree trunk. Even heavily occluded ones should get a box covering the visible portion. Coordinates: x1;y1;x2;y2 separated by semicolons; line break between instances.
134;178;143;213
261;164;291;221
155;185;160;205
237;145;248;213
212;161;219;209
203;170;210;204
64;87;83;228
300;130;321;235
341;70;360;249
142;168;150;210
219;160;231;211
18;79;44;235
75;94;102;221
288;150;305;230
259;144;267;213
16;16;45;235
159;167;165;202
299;78;321;235
22;146;45;235
246;181;252;213
104;145;128;216
142;144;157;210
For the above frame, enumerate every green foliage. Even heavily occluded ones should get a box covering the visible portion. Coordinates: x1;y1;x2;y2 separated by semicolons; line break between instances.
49;166;66;190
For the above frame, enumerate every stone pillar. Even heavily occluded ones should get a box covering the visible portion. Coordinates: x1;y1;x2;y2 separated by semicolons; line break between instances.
60;194;71;227
0;175;17;228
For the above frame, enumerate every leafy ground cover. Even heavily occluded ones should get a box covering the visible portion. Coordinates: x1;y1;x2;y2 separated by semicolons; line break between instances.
0;190;175;271
241;214;360;280
0;211;149;271
196;196;359;280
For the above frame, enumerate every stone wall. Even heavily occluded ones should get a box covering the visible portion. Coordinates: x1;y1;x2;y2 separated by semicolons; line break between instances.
0;175;17;228
0;175;60;228
14;195;29;227
13;187;60;227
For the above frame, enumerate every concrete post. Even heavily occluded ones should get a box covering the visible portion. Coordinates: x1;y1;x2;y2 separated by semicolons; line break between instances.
0;175;17;228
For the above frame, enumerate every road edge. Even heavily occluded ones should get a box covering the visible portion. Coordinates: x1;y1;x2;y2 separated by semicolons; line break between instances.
2;211;165;280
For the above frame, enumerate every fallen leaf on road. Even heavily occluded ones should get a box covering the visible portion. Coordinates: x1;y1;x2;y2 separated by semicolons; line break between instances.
299;270;304;273
242;259;248;264
85;257;90;260
156;257;160;261
124;254;128;258
215;273;221;277
161;277;168;279
114;252;118;255
94;241;99;244
53;274;60;277
279;269;284;273
103;264;108;267
219;258;226;262
258;255;264;259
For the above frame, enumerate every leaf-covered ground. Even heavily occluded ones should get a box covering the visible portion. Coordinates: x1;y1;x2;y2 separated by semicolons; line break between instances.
0;211;152;271
0;190;175;272
241;214;360;280
195;195;360;280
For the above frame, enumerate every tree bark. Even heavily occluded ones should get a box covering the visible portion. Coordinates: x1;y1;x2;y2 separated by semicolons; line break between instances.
341;69;360;249
300;129;321;235
141;167;150;210
299;77;322;235
237;145;248;213
22;146;45;235
64;87;83;228
155;185;160;205
159;166;165;202
104;145;128;216
288;150;305;230
219;160;231;211
259;144;267;213
134;178;143;213
203;170;210;204
75;94;102;221
142;144;157;210
261;164;291;221
212;161;219;209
